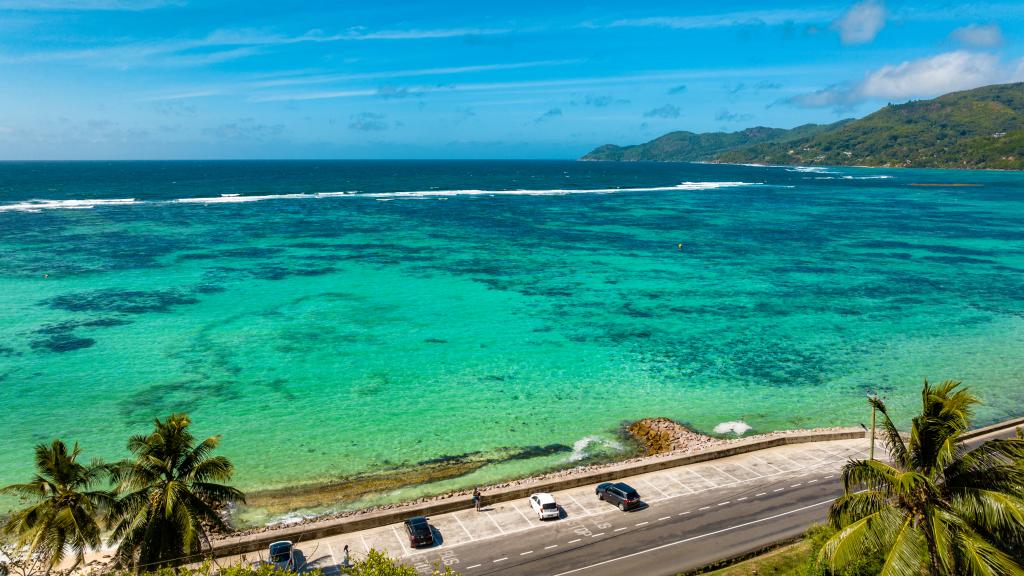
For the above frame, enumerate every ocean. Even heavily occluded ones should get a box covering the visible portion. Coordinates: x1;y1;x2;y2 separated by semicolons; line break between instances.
1;160;1022;524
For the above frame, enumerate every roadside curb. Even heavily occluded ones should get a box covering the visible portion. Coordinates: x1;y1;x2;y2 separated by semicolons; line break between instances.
960;416;1024;441
209;427;865;559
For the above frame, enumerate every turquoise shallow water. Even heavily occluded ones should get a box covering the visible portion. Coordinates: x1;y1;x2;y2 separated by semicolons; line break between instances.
1;161;1023;522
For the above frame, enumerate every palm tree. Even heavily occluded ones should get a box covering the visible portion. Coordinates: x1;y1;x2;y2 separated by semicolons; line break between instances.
0;440;113;573
819;380;1024;575
107;413;244;570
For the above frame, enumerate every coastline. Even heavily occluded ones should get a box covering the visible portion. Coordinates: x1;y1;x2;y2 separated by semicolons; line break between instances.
224;418;851;537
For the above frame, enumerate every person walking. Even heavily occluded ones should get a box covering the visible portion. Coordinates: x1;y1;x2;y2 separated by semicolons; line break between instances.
473;487;481;511
342;544;350;567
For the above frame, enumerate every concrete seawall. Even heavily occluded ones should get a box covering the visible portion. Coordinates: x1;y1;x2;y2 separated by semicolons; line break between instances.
209;427;866;558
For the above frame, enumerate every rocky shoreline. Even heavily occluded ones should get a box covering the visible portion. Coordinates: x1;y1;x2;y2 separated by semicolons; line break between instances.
218;418;848;540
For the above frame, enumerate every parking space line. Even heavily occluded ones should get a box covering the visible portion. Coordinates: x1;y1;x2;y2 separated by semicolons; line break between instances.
566;493;594;516
665;473;694;493
483;510;505;534
452;514;475;541
711;465;742;483
359;534;370;555
512;503;537;527
392;526;412;557
326;542;337;568
690;467;722;487
732;461;763;478
750;455;784;473
641;477;669;498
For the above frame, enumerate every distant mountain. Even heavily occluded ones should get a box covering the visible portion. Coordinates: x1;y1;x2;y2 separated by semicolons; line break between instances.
580;122;848;162
582;82;1024;170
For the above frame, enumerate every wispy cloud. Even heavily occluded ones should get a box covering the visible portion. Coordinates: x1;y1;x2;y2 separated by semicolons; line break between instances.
715;109;753;122
950;24;1003;47
0;26;515;68
833;0;886;44
603;8;836;30
644;104;681;119
0;0;182;10
534;108;562;123
349;112;388;131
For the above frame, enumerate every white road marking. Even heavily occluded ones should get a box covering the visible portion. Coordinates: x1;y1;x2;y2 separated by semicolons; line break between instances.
452;514;475;541
545;545;559;549
493;557;508;563
520;551;533;556
755;493;767;497
808;479;818;483
591;533;605;538
790;484;802;488
466;564;481;570
484;510;506;534
568;539;581;544
698;506;710;511
641;477;670;498
326;542;337;568
392;526;412;556
712;465;742;483
736;497;748;501
512;503;537;527
658;516;670;521
717;501;729;506
614;527;627;532
773;488;785;492
665;473;693;493
732;461;763;478
549;498;836;576
679;511;690;515
567;493;594;517
635;521;648;526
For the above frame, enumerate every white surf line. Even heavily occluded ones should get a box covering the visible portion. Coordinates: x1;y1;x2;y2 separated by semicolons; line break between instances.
549;498;835;576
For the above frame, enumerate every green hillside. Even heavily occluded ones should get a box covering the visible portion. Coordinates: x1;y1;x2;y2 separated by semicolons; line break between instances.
582;82;1024;170
580;122;846;162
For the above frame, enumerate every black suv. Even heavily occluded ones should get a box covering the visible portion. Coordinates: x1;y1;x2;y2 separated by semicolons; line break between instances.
596;482;642;510
404;516;435;548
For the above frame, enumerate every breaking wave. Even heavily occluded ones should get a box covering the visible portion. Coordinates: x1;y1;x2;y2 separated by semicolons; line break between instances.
0;182;760;212
713;421;752;436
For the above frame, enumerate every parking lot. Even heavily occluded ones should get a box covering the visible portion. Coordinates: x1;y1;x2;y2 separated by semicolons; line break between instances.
226;438;872;575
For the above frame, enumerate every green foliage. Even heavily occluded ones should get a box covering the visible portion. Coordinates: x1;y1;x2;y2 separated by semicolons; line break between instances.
819;380;1024;575
106;413;245;571
343;549;459;576
580;122;848;162
133;561;315;576
798;525;882;576
0;441;114;572
714;82;1024;169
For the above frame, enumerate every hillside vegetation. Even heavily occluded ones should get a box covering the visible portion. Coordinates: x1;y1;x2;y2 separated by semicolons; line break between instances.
582;82;1024;170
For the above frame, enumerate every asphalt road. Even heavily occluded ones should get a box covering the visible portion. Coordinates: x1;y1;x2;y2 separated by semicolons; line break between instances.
394;426;1019;576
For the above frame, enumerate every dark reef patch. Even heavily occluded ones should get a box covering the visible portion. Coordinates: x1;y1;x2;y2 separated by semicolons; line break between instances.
44;288;199;314
31;334;95;353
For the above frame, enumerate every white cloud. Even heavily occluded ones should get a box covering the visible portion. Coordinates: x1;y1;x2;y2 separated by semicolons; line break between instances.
833;0;886;44
788;50;1020;109
950;24;1003;47
859;51;999;98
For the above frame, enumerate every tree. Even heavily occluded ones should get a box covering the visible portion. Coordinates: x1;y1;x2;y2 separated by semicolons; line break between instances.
107;414;244;571
819;380;1024;575
346;550;458;576
0;440;113;574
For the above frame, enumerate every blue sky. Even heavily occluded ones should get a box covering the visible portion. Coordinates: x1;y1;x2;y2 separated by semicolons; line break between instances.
0;0;1022;159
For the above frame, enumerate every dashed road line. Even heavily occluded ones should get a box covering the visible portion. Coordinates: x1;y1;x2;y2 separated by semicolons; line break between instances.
658;516;670;521
755;492;767;497
591;533;605;538
717;501;730;506
699;506;711;511
808;479;818;483
493;557;508;563
635;521;649;526
736;497;748;501
790;484;803;488
568;538;581;544
614;527;627;532
545;545;559;550
773;488;785;492
679;511;690;515
520;551;533;556
466;564;481;570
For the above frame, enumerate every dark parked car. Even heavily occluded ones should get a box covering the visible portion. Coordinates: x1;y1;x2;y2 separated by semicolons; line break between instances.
404;516;435;548
268;540;295;572
596;482;642;510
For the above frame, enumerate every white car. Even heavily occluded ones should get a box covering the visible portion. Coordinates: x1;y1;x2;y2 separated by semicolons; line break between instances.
528;492;560;520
